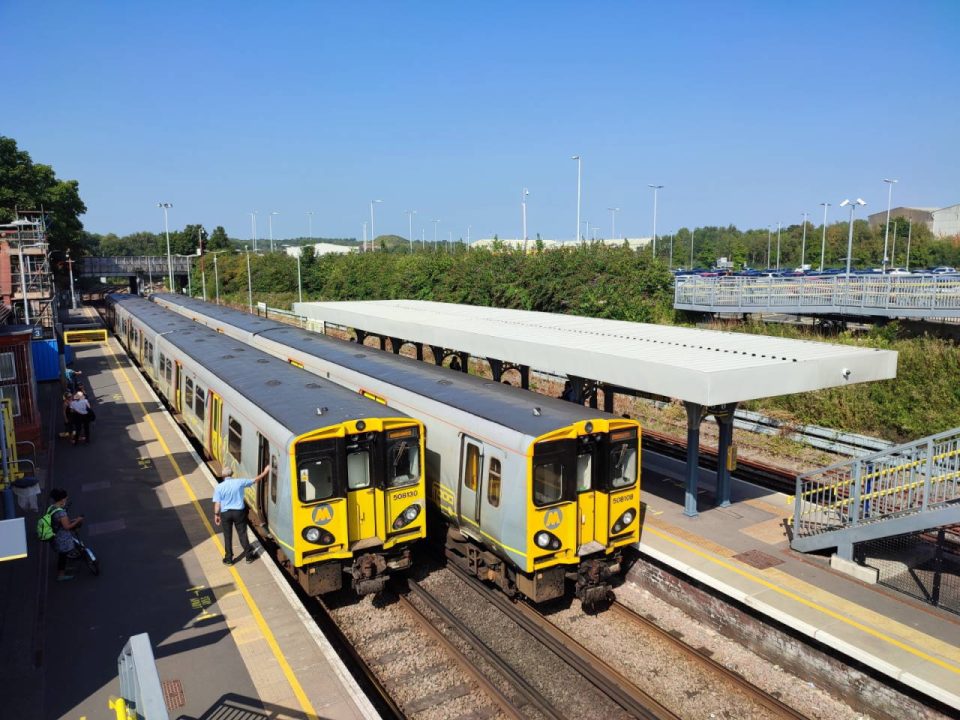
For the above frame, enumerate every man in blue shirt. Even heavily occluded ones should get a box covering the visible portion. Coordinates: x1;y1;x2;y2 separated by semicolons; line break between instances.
213;466;269;565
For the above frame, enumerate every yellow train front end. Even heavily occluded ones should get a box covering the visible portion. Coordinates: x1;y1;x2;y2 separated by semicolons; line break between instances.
289;417;426;596
525;418;641;610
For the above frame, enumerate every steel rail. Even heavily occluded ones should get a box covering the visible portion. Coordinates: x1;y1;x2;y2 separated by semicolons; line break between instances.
447;563;680;720
402;579;564;720
610;603;809;719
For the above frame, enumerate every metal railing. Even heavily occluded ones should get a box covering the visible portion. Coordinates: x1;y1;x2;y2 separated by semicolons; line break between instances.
80;256;192;277
792;427;960;554
675;275;960;318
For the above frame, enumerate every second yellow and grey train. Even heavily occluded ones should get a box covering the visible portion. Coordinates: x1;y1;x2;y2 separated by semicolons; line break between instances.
105;294;426;596
153;293;641;609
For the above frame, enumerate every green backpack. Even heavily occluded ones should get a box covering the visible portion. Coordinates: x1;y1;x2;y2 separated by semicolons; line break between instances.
37;505;62;542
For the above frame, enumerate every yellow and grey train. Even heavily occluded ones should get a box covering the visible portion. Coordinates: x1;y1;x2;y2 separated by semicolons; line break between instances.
105;294;426;596
152;294;641;608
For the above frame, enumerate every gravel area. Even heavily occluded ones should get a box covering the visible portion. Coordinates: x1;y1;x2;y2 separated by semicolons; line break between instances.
605;581;875;720
419;568;634;720
330;592;506;720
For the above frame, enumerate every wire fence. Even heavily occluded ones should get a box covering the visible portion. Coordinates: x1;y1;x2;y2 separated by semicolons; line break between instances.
857;529;960;615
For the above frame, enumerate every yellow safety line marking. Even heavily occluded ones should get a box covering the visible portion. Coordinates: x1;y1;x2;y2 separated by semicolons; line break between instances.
103;340;319;720
646;525;960;676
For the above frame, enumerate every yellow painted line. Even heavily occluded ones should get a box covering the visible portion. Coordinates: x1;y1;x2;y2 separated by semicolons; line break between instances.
103;340;319;720
646;525;960;676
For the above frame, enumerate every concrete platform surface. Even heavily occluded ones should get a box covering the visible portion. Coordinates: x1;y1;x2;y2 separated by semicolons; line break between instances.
0;316;378;720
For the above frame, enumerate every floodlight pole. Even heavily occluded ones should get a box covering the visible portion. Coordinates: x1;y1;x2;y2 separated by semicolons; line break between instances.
800;212;808;269
882;179;897;274
649;184;663;257
819;202;830;272
245;246;253;312
158;202;174;290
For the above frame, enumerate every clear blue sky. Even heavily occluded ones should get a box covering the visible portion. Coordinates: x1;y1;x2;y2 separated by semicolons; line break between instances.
3;1;957;242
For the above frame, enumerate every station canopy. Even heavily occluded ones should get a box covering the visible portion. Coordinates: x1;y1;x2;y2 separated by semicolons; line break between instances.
294;300;898;407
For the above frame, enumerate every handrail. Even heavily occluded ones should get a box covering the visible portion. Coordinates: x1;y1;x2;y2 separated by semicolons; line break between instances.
793;427;960;544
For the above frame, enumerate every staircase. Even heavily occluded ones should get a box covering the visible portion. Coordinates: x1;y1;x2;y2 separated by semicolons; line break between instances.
792;427;960;559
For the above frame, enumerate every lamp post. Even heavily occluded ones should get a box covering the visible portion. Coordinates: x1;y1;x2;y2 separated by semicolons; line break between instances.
65;250;76;309
296;252;303;304
521;188;529;251
211;251;226;304
245;245;253;312
648;184;663;258
306;211;314;241
157;202;174;290
775;222;782;270
369;199;382;251
689;228;695;269
800;212;808;269
819;202;830;272
906;219;913;271
607;207;619;242
891;222;898;267
405;210;417;252
432;219;440;249
198;227;207;301
766;226;772;269
572;155;581;243
250;211;258;252
268;211;279;252
882;178;897;274
839;198;867;275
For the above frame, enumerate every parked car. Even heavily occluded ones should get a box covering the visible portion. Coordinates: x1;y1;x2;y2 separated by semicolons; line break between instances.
931;266;957;275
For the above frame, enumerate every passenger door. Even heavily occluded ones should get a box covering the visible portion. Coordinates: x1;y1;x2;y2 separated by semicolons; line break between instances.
346;446;377;545
458;436;483;530
576;450;598;551
209;391;224;464
256;433;274;530
173;361;182;413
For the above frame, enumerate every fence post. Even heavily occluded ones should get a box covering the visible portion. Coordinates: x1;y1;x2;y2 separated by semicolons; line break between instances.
850;461;862;526
922;438;934;511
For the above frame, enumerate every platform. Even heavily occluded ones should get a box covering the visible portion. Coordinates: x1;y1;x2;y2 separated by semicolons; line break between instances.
0;309;379;720
633;451;960;713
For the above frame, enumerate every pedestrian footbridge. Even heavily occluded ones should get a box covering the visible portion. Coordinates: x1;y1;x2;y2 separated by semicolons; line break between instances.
792;426;960;560
675;275;960;320
79;256;192;278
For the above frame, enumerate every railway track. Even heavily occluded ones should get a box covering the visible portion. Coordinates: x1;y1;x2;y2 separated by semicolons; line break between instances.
609;602;808;720
443;562;679;720
643;428;798;494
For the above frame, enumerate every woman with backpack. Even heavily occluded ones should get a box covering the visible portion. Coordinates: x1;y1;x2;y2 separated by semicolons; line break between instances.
46;488;84;581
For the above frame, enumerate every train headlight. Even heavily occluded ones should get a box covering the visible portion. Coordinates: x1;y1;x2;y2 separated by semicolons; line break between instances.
534;530;561;551
392;503;421;530
301;526;335;545
611;508;636;535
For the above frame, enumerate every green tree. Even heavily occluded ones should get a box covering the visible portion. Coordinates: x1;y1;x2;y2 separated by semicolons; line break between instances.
0;136;86;254
207;225;232;250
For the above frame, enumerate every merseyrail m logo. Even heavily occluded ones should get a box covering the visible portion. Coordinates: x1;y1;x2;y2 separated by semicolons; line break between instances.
544;508;563;530
312;504;334;526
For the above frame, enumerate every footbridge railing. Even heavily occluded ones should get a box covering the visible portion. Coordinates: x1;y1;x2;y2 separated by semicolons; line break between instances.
791;427;960;558
80;256;192;277
675;275;960;319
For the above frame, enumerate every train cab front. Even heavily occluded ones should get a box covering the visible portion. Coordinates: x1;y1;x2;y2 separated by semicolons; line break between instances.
292;419;426;597
571;419;642;611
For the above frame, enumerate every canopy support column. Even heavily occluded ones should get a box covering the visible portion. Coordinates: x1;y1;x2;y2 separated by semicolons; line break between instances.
713;403;738;508
684;401;707;518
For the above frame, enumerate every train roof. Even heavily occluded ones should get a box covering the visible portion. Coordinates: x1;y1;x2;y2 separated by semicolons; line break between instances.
109;294;410;435
151;294;621;437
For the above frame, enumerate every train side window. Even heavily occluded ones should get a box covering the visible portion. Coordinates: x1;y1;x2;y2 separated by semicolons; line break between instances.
533;461;563;506
158;353;166;374
184;378;194;408
270;454;278;503
487;458;501;507
164;358;173;384
194;386;205;418
145;342;153;365
0;352;15;381
464;444;479;491
228;417;242;463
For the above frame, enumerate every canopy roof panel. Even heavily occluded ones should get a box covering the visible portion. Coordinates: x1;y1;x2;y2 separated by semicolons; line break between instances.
294;300;898;406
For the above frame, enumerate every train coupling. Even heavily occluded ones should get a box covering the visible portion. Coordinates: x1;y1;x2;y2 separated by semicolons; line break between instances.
351;553;388;595
575;556;617;612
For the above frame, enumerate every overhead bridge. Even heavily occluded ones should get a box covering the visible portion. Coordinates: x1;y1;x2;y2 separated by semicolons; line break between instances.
792;426;960;561
675;275;960;320
79;256;192;278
